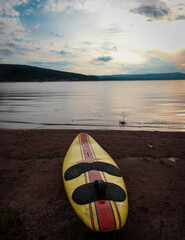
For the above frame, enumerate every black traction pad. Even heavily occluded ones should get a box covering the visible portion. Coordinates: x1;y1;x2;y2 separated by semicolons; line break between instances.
64;162;121;181
72;180;126;205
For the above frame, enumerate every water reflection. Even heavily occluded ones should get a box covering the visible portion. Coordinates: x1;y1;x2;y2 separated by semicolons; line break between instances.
0;80;185;131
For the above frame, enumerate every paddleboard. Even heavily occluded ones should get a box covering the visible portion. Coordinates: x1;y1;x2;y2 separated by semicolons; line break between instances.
62;133;128;232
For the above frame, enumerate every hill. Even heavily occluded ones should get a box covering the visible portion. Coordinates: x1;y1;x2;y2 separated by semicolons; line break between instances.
1;64;185;82
0;64;98;82
98;72;185;80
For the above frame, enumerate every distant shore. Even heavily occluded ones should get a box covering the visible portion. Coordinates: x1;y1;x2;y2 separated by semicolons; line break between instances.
1;64;185;82
0;129;185;240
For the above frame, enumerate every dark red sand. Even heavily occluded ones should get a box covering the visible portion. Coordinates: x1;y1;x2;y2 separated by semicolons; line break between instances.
0;129;185;240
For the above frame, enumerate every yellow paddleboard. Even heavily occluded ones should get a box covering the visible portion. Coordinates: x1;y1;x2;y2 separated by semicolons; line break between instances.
62;133;128;232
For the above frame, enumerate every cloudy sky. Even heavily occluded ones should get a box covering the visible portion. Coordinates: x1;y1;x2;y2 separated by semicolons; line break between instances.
0;0;185;75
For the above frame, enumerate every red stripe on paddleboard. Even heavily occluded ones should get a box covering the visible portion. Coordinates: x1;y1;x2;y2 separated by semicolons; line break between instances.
80;133;94;160
79;135;84;161
79;135;95;231
80;133;116;232
101;171;117;229
87;134;96;158
101;171;121;229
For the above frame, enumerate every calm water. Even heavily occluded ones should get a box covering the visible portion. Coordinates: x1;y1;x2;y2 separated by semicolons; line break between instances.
0;80;185;131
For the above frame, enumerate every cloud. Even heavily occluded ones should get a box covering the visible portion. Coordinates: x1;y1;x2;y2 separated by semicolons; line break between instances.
55;33;63;38
28;61;75;71
0;1;39;62
44;0;115;14
0;49;13;56
130;3;170;20
91;56;113;65
59;50;69;55
97;56;113;62
130;1;185;21
6;43;16;47
123;57;179;74
0;0;28;17
34;24;40;29
44;0;86;13
103;25;124;34
167;49;185;71
50;49;72;57
4;42;34;55
102;24;126;41
0;21;4;34
0;16;25;35
128;48;185;73
111;46;118;52
0;15;27;49
175;14;185;20
50;32;64;38
82;41;92;45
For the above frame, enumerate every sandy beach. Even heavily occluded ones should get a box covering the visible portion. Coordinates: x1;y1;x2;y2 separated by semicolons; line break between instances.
0;129;185;240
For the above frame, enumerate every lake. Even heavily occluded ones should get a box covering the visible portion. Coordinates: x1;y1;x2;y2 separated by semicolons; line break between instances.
0;80;185;131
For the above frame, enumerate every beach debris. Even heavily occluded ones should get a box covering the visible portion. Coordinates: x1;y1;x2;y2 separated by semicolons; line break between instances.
119;120;126;125
168;157;178;163
119;112;126;126
147;144;154;149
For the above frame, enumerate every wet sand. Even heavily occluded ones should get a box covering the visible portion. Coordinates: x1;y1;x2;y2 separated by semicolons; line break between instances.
0;129;185;240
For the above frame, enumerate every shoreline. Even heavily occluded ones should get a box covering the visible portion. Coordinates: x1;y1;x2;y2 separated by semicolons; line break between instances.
1;79;185;82
0;129;185;239
1;129;185;159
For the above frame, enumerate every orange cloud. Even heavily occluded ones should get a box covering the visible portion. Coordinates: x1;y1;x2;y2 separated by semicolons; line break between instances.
142;48;185;72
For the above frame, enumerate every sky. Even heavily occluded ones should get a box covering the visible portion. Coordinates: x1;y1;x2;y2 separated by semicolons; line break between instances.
0;0;185;75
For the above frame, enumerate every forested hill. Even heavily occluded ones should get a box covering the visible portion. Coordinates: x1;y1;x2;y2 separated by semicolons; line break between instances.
0;64;98;82
1;64;185;82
